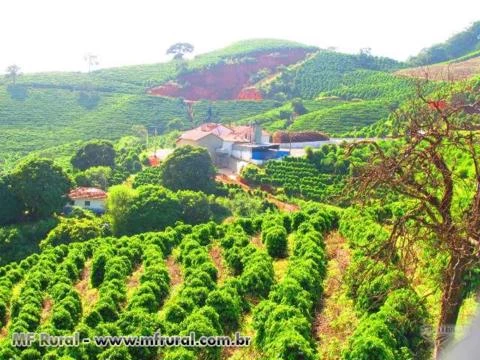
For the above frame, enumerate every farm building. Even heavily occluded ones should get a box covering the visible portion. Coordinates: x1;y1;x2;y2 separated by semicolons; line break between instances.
68;187;107;214
176;123;288;171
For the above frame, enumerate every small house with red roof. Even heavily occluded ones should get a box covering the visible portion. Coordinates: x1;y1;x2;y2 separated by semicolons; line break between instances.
68;187;107;214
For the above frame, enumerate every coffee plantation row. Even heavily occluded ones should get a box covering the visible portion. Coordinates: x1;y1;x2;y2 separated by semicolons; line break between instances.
0;202;347;359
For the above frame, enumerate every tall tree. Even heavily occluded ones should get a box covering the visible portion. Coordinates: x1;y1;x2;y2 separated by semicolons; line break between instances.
106;184;136;235
5;65;21;85
84;53;99;73
166;43;194;60
11;158;72;219
106;184;181;235
161;145;215;193
349;85;480;358
0;175;23;225
71;140;116;171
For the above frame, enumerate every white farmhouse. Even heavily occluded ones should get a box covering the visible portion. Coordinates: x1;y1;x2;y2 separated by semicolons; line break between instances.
176;123;289;172
68;187;107;214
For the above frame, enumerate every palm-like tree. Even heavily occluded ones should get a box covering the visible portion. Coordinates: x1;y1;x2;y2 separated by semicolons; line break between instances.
5;64;21;85
84;53;99;73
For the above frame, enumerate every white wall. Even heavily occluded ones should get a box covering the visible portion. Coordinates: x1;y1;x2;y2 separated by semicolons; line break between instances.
218;141;234;155
231;148;252;161
73;198;105;211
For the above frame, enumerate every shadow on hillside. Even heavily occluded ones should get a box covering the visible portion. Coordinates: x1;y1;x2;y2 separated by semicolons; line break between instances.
7;84;28;101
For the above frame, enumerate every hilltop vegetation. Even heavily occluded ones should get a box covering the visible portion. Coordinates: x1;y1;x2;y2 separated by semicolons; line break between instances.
408;21;480;66
261;50;402;100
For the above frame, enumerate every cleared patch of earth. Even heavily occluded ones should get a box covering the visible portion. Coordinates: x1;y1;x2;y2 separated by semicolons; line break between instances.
74;259;99;315
250;235;265;250
40;297;54;324
314;231;358;359
126;264;145;301
209;244;229;284
396;57;480;81
166;254;182;287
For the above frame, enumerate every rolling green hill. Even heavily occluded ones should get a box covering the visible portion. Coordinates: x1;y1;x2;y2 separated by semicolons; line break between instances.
0;38;434;164
237;67;417;134
260;50;402;100
1;39;312;162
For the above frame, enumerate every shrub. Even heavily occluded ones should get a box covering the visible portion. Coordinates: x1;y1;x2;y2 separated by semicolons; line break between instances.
241;250;274;298
206;289;242;332
132;166;163;188
164;303;189;325
263;226;288;258
355;269;408;314
265;329;317;360
163;348;196;360
343;334;396;360
91;251;109;287
52;307;75;330
41;216;105;248
19;349;43;360
96;299;119;322
177;190;212;225
98;346;132;360
292;212;308;230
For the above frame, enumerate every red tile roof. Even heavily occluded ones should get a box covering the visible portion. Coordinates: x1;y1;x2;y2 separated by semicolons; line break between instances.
148;155;160;167
177;123;269;143
69;187;107;200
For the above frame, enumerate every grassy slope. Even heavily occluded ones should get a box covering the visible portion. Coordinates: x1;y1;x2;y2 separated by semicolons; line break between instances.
243;51;408;134
10;39;314;93
449;49;480;63
237;99;346;131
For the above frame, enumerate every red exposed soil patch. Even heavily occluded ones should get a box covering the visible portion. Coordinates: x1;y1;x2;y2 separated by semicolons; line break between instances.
148;155;160;167
166;255;182;286
148;49;309;100
237;87;263;100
